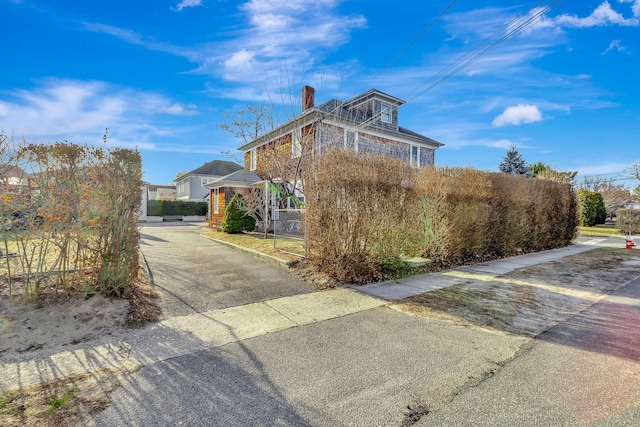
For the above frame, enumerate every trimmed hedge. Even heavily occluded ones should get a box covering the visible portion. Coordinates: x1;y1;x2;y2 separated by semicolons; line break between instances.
306;149;578;284
146;200;207;217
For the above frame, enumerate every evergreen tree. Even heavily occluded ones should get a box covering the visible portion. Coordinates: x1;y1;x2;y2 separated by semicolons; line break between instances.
221;193;256;233
499;144;530;175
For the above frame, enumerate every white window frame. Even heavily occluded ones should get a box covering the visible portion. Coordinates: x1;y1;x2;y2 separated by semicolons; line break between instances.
250;149;257;171
411;145;420;167
292;129;302;158
344;130;358;152
381;102;391;124
213;188;219;214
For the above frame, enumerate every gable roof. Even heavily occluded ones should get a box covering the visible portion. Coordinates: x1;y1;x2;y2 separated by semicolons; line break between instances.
0;164;31;179
205;169;263;189
237;88;443;152
187;160;243;177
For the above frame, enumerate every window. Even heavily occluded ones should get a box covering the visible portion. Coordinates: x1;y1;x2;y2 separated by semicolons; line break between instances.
292;129;302;158
345;130;358;151
411;145;420;167
201;177;210;186
381;102;391;124
213;188;219;214
250;149;257;171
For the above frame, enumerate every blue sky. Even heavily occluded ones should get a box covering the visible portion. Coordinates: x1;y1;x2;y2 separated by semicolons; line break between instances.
1;0;638;186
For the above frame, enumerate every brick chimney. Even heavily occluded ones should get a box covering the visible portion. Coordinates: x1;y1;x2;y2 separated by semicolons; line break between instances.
302;85;315;111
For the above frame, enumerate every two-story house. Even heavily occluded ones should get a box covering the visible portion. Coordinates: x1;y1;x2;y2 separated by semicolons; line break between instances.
206;86;443;229
175;160;243;202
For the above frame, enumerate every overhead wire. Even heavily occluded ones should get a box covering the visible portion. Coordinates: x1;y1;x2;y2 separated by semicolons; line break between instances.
335;0;564;136
405;0;561;103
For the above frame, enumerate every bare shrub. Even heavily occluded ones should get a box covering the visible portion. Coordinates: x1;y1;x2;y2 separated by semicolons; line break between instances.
305;149;577;283
1;135;142;301
306;149;420;283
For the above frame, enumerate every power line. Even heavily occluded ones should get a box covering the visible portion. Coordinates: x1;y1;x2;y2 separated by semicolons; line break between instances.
405;0;560;103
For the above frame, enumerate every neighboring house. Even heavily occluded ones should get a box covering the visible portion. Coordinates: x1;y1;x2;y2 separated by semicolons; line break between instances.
0;164;34;192
207;86;443;229
625;201;640;210
175;160;243;202
144;185;177;201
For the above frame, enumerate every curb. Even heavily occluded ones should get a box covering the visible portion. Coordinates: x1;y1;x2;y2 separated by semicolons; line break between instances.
201;234;294;267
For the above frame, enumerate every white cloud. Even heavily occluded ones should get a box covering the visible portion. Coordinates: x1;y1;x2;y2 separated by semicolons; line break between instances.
555;1;638;27
492;104;543;127
576;162;634;176
196;0;366;94
618;0;640;17
0;79;198;147
173;0;203;12
602;39;627;55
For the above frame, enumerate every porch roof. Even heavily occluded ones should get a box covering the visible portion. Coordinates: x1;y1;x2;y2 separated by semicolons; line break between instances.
205;169;264;190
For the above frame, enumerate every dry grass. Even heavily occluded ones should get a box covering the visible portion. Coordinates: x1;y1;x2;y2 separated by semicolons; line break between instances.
125;261;161;328
0;367;137;427
578;225;622;237
203;230;305;262
397;248;640;336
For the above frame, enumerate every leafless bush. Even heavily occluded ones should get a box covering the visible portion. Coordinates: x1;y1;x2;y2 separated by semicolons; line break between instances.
305;149;577;283
1;134;142;301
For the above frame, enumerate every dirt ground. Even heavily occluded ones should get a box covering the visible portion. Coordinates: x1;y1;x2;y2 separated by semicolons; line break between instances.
0;265;159;426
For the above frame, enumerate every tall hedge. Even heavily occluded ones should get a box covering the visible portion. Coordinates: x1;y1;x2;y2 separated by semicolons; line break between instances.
305;149;577;283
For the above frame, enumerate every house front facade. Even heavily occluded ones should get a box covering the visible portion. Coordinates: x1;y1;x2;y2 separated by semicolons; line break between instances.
208;86;443;229
238;86;443;182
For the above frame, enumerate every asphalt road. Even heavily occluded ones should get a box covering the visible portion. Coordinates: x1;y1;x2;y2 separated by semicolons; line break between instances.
90;230;640;426
139;222;314;317
93;307;528;426
418;276;640;426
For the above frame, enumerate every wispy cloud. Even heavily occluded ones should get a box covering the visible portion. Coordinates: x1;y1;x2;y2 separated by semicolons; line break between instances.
172;0;203;12
602;39;627;55
81;1;366;101
492;104;543;127
0;79;197;149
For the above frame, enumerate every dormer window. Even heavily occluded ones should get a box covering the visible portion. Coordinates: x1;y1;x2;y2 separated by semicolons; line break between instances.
381;102;391;124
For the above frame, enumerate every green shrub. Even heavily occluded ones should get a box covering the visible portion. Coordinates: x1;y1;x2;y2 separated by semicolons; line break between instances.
221;193;256;233
147;200;163;216
145;200;207;216
616;209;640;235
577;190;606;226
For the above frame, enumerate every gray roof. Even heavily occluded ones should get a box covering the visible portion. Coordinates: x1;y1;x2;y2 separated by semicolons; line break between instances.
188;160;243;176
238;88;443;151
0;164;31;178
215;169;262;184
315;99;442;146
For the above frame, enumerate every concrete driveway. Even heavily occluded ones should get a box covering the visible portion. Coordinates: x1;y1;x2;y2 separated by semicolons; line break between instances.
139;222;314;318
